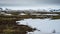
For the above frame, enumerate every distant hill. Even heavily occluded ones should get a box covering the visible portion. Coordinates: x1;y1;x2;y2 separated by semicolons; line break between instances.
49;9;60;12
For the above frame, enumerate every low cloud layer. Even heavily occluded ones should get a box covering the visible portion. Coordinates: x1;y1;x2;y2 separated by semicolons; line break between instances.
0;0;60;9
0;0;60;6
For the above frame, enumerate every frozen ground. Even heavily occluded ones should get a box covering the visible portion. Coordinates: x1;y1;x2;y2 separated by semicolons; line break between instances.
16;18;60;34
27;31;60;34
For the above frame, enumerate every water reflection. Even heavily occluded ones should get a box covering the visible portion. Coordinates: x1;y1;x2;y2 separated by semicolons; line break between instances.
16;18;60;34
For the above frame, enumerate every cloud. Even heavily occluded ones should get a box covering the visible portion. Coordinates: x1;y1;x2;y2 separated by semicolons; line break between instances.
0;0;60;7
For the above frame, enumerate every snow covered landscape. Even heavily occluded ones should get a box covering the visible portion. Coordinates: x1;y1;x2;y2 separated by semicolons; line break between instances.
17;18;60;34
0;0;60;34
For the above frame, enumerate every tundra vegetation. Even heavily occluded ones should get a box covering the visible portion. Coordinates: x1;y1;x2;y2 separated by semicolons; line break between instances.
0;8;60;34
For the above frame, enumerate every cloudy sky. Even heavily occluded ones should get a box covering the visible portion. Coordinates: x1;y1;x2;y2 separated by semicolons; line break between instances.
0;0;60;9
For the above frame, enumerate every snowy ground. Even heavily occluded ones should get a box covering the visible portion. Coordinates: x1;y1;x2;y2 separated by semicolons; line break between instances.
16;18;60;34
27;31;60;34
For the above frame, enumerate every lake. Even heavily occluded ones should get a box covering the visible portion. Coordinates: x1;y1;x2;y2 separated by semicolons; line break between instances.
16;18;60;34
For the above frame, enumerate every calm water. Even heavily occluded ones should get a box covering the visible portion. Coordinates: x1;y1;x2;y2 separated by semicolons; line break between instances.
16;18;60;34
